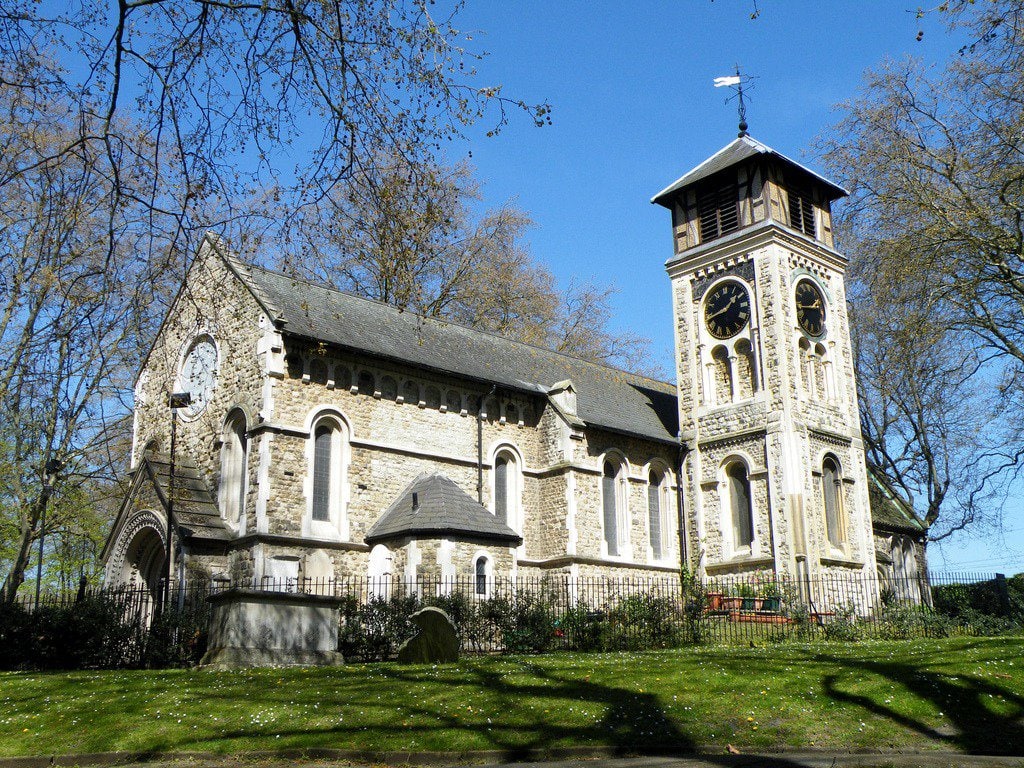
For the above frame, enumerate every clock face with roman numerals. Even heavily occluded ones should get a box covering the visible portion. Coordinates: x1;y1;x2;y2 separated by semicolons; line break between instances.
704;281;751;340
795;279;826;337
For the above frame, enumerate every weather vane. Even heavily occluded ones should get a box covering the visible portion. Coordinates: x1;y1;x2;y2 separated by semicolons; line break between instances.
714;66;753;138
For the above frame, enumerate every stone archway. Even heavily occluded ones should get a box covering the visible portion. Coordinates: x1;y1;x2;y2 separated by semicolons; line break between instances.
105;510;166;595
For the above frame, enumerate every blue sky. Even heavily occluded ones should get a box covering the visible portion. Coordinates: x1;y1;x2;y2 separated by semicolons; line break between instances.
437;2;1023;574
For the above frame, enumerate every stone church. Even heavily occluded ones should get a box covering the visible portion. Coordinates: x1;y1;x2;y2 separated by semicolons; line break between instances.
102;134;928;600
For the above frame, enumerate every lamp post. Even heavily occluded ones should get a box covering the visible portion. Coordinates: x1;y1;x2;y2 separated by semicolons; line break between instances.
163;392;192;615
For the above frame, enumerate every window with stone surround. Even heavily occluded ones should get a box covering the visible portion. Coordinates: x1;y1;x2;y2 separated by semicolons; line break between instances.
822;456;845;549
475;556;487;594
219;410;247;529
725;460;754;553
305;411;350;540
492;446;522;538
602;458;626;557
647;467;670;562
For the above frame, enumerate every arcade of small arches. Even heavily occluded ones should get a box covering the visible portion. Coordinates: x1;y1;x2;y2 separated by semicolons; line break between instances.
289;351;534;426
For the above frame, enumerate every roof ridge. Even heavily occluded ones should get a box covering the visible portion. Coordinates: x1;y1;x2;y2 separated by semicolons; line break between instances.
245;261;674;389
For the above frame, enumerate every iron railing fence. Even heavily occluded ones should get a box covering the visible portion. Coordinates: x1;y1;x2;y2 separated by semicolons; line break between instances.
8;570;1019;661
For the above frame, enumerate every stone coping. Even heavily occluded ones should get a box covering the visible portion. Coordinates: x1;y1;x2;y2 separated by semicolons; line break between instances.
206;587;346;607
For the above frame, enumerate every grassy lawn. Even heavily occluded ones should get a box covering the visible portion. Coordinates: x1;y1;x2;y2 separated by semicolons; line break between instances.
1;636;1022;758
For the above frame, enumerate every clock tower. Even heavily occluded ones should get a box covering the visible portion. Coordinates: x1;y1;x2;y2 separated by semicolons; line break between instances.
653;135;876;587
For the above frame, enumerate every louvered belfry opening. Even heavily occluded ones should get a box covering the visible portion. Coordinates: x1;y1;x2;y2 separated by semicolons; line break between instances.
697;179;740;243
788;184;816;238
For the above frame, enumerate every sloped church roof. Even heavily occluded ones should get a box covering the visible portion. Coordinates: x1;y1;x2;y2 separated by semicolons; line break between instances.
223;251;680;444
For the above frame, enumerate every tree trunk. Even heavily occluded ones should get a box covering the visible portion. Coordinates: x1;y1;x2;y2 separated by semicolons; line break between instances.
1;492;49;606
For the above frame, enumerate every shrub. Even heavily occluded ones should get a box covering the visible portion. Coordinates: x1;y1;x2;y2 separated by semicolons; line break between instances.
877;601;923;640
607;594;684;650
821;604;861;642
481;593;557;653
560;602;609;651
338;593;419;661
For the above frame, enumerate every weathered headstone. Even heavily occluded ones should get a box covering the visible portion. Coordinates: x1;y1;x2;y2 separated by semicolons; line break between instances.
397;606;459;663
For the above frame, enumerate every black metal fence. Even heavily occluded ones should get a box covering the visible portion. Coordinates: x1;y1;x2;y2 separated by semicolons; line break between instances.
7;570;1021;666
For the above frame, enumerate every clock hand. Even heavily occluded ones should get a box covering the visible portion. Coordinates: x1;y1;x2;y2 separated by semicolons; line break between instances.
707;294;739;321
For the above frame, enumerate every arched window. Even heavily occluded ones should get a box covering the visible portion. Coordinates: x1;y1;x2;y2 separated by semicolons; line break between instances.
475;555;489;596
492;448;522;536
219;411;247;529
602;459;624;557
306;413;349;539
822;456;844;549
647;468;669;561
711;345;732;405
312;425;333;522
726;461;754;551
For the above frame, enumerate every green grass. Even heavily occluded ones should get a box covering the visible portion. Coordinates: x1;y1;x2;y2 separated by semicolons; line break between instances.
1;637;1022;758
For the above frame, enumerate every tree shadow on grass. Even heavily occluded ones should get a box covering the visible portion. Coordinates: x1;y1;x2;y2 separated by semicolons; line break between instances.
184;657;816;767
811;648;1024;755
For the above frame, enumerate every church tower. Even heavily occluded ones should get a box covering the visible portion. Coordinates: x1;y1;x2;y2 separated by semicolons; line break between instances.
653;135;876;586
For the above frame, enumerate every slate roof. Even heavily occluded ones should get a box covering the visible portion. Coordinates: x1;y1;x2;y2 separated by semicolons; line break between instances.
650;134;848;207
365;472;522;545
142;454;232;542
234;259;679;444
868;470;927;536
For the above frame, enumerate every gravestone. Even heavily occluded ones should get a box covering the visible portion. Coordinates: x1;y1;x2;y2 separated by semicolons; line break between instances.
397;606;459;663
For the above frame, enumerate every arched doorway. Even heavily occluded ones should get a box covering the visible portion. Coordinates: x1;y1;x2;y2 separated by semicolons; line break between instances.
105;510;167;623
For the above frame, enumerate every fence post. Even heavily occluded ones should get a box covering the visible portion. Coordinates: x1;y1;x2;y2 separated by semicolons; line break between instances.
995;573;1011;616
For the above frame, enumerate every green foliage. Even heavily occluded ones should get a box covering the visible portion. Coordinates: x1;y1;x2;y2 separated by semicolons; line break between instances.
0;591;206;670
877;601;925;640
338;593;420;662
821;604;861;642
481;593;558;653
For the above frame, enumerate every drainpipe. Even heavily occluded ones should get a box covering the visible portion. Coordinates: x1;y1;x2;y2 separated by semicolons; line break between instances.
676;438;690;574
477;385;497;503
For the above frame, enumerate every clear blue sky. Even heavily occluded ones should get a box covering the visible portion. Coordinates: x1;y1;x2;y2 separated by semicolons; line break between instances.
438;1;1023;575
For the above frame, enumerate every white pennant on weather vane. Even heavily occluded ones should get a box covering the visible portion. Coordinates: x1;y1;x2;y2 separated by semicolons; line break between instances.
714;67;750;138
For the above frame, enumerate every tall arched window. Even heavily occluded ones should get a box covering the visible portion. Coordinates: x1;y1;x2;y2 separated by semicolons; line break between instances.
602;459;623;557
494;453;510;526
822;456;844;549
647;468;669;561
312;425;333;522
306;413;349;539
726;461;754;551
219;411;247;529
